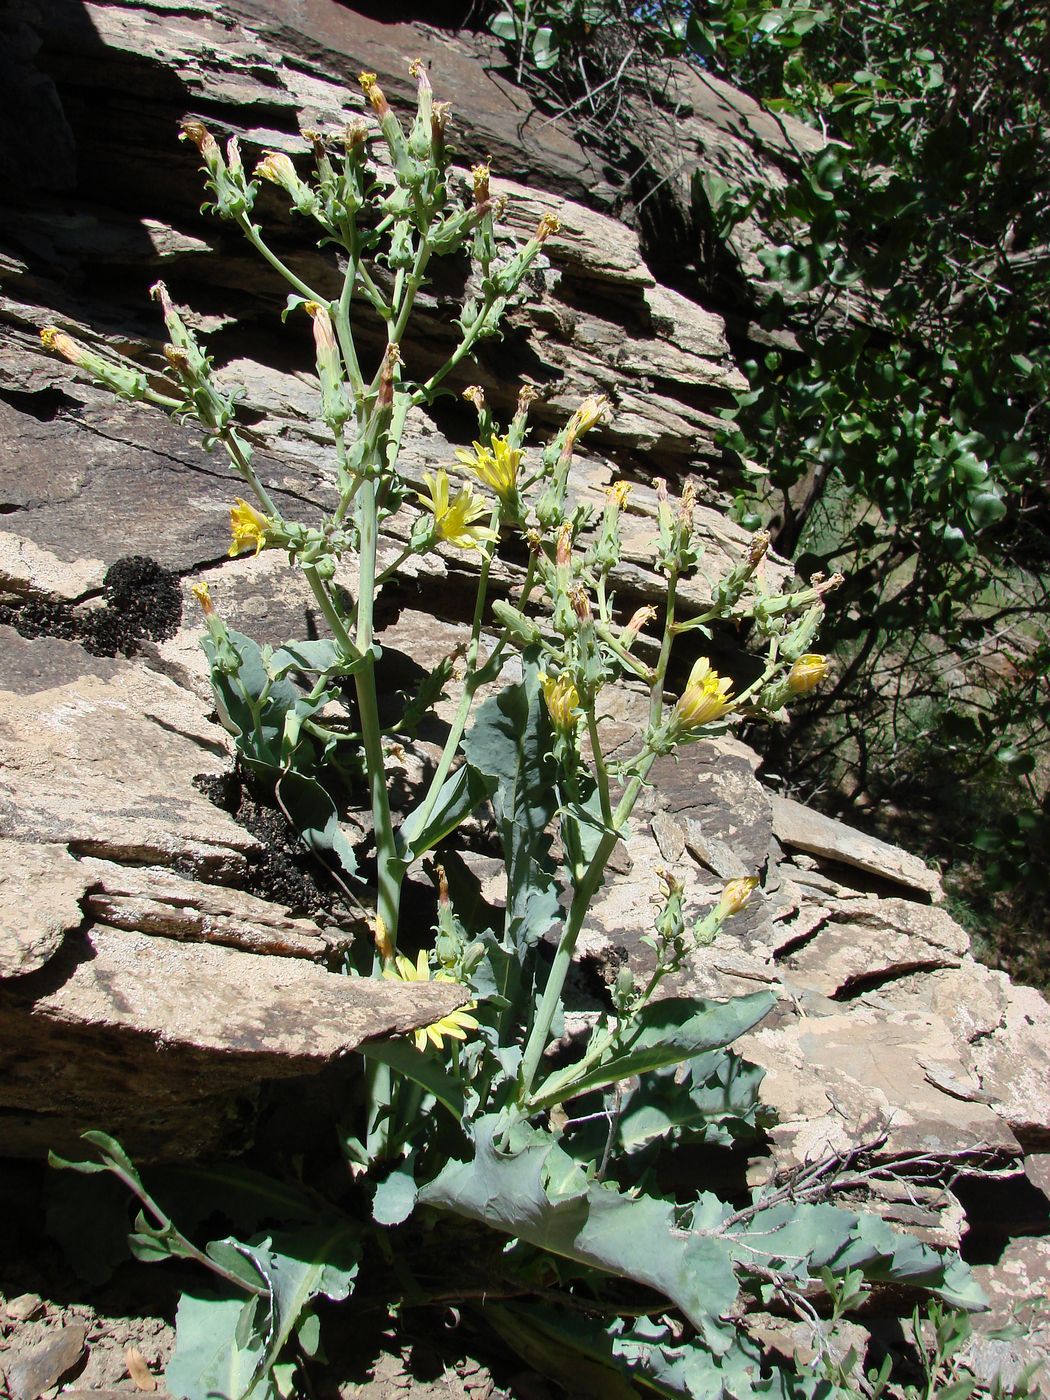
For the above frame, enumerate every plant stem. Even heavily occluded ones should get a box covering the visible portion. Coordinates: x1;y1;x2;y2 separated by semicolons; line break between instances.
407;540;498;840
518;573;681;1103
239;219;325;304
353;477;402;951
518;764;651;1104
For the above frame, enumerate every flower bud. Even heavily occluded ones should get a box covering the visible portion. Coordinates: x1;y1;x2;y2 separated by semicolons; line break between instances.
190;580;215;616
747;530;771;569
342;118;369;151
179;118;219;161
570;585;591;621
378;342;402;410
555;522;572;570
622;605;656;646
471;161;491;206
463;385;486;411
359;71;389;116
717;877;758;917
567;394;610;444
373;912;395;963
40;327;149;401
787;654;830;695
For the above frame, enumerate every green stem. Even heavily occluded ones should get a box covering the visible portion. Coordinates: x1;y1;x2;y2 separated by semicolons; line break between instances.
407;531;501;842
221;429;279;517
239;219;325;304
301;565;361;662
353;478;402;952
414;292;500;404
518;574;681;1104
518;764;652;1104
586;708;614;826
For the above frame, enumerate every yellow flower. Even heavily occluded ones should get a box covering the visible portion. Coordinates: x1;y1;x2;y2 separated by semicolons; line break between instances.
456;436;521;506
535;211;560;242
383;950;479;1053
787;654;830;695
254;151;297;186
539;671;580;733
417;470;498;551
567;395;611;441
228;498;271;557
608;479;631;509
673;657;733;731
717;877;758;917
190;580;214;616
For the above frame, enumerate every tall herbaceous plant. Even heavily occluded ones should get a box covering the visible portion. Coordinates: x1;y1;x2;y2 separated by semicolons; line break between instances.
43;63;984;1400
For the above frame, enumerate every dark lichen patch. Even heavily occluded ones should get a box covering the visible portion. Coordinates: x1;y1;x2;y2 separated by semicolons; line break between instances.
193;770;344;922
0;555;182;656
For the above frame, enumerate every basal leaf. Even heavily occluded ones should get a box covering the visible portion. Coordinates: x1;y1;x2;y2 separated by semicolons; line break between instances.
372;1165;418;1226
419;1116;739;1351
487;1303;824;1399
728;1199;986;1311
166;1291;269;1400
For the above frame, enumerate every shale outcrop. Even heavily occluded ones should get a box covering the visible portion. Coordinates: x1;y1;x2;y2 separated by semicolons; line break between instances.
0;3;1046;1380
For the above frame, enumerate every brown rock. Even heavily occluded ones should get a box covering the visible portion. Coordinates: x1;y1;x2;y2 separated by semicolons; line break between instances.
23;924;464;1069
770;794;943;901
79;858;348;962
0;841;88;978
970;981;1050;1147
777;898;970;998
967;1239;1050;1391
5;1322;87;1400
738;998;1021;1169
0;668;256;881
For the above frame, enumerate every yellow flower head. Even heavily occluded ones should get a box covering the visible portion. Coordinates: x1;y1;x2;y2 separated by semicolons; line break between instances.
787;654;830;695
418;470;498;551
535;211;560;243
540;671;580;733
456;435;521;506
228;498;271;557
40;326;83;365
190;580;215;616
383;949;480;1053
254;151;297;186
608;479;632;509
717;876;758;917
673;657;733;732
